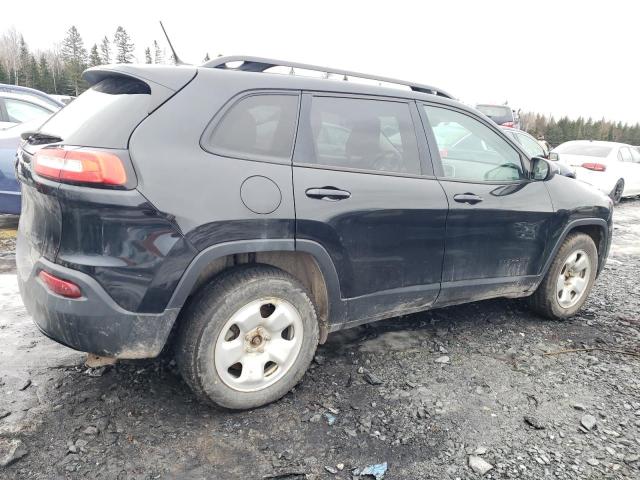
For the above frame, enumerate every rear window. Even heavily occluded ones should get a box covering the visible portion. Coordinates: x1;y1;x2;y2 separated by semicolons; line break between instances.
476;105;512;118
205;94;299;162
38;77;151;149
554;143;612;158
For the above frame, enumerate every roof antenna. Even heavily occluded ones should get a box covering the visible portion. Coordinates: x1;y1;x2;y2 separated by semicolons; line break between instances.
160;21;185;65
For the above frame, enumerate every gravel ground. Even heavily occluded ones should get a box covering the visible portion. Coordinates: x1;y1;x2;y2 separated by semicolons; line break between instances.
0;199;639;479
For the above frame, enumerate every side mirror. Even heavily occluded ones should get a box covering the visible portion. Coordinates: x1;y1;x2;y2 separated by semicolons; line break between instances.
531;156;554;181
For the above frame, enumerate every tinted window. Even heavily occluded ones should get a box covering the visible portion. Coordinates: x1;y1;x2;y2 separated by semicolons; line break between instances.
40;77;152;149
4;98;51;123
515;132;545;157
619;147;632;162
208;94;298;162
307;96;420;175
554;143;611;157
424;106;523;182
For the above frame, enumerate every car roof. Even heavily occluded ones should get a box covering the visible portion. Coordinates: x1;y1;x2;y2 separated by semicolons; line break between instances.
0;92;59;111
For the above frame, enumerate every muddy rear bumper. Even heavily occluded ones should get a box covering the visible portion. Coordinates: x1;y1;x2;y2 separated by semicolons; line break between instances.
17;241;178;359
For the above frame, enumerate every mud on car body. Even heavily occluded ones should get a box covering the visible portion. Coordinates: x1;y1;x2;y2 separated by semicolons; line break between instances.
16;58;613;409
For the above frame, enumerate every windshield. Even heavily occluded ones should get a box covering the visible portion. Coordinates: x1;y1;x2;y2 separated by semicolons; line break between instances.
554;143;612;158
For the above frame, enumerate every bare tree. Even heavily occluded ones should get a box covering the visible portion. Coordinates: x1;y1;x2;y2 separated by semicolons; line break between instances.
0;27;22;84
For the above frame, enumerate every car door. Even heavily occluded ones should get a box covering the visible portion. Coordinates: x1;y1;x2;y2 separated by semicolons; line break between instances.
293;93;448;325
419;103;556;306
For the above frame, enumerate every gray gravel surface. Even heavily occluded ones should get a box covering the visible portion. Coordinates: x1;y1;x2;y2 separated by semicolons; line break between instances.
0;199;639;479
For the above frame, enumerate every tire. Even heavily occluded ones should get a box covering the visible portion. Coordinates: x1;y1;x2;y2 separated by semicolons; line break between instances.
528;233;598;320
610;179;624;205
175;264;319;410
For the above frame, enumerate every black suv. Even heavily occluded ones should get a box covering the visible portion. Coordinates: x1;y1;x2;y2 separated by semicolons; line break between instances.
16;57;613;409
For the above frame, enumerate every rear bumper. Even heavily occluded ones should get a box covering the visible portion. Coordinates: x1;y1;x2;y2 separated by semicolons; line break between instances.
17;239;178;359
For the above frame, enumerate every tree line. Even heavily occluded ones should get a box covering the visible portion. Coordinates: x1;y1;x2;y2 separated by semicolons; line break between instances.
520;112;640;147
0;26;212;97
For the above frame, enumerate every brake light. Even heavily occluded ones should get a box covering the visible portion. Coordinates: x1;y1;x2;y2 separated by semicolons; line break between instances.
38;271;82;298
501;121;515;128
581;162;607;172
34;148;127;186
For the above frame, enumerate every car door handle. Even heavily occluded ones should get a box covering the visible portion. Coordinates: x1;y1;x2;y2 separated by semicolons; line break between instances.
453;193;483;204
305;187;351;201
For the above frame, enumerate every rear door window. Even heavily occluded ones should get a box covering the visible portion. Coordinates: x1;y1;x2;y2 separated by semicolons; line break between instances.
303;96;421;175
205;93;299;162
619;147;632;162
423;105;524;182
4;98;51;123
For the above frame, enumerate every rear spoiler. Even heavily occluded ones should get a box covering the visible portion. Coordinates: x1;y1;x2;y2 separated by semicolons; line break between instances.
82;64;198;113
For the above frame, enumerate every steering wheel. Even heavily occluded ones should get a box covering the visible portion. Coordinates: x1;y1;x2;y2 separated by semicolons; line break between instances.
484;163;521;181
372;151;404;172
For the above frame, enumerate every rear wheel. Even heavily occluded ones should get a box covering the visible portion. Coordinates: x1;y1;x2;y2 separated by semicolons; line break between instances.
610;179;624;204
528;233;597;320
176;265;319;409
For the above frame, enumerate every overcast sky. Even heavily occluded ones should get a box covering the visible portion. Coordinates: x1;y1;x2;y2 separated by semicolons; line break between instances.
3;0;640;124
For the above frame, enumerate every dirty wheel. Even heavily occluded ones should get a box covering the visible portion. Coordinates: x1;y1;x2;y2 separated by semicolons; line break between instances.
175;265;318;409
528;232;597;320
610;179;624;205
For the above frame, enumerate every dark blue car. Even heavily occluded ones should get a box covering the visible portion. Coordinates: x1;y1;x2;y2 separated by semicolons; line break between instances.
0;119;50;214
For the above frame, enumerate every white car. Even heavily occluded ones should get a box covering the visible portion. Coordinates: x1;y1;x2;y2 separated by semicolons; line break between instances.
551;140;640;203
0;92;58;130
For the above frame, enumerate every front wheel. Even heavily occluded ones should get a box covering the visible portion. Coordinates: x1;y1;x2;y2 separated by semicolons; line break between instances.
528;233;598;320
175;265;319;409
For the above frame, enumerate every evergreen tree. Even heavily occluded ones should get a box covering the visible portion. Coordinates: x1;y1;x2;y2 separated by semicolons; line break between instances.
38;55;52;93
113;26;135;63
0;62;7;83
100;36;111;64
61;26;87;95
144;47;152;64
203;52;210;62
18;35;30;86
89;44;101;67
153;40;163;64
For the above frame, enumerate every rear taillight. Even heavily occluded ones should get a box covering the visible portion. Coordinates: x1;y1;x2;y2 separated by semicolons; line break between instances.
581;162;607;172
34;148;127;186
38;271;82;298
501;121;515;128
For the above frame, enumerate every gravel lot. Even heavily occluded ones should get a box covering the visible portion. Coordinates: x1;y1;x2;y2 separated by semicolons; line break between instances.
1;198;639;479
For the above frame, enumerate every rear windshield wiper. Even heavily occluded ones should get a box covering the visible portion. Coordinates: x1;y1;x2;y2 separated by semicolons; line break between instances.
21;131;63;145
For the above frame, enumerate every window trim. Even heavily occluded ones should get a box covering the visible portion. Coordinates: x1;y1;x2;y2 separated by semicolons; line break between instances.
418;102;531;185
293;91;434;178
200;89;302;165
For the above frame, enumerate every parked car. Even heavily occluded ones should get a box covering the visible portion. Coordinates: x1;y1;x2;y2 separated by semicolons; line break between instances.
0;117;51;214
16;57;613;409
551;140;640;203
476;104;520;129
0;92;58;129
0;83;65;109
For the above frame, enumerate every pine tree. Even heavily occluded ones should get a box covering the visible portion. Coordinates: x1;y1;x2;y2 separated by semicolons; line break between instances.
18;35;30;86
100;36;111;64
203;52;210;62
153;40;163;64
89;44;101;67
113;26;135;63
61;26;87;96
0;62;7;83
144;47;152;64
38;55;52;93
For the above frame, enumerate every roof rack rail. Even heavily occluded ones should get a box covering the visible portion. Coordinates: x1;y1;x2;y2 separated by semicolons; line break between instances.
203;55;454;99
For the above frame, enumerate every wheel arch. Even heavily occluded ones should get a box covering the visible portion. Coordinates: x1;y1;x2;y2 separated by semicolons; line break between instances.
166;239;345;344
541;218;610;279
